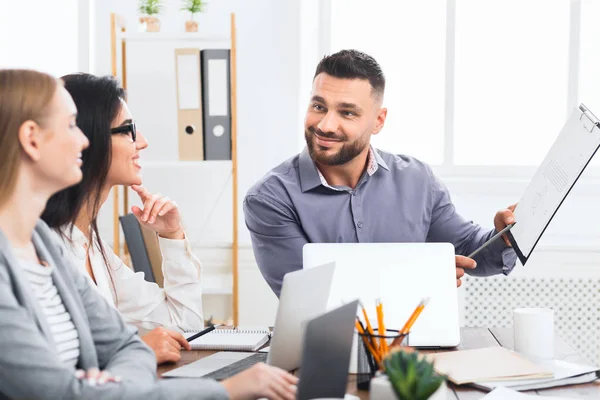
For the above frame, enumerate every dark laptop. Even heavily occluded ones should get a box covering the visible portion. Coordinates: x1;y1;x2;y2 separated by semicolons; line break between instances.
296;300;359;400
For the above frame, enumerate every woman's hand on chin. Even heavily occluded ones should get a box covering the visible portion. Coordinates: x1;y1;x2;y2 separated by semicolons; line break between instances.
130;185;185;240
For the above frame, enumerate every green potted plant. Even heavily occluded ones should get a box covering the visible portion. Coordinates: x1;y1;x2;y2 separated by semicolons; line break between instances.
181;0;207;32
139;0;163;32
370;350;447;400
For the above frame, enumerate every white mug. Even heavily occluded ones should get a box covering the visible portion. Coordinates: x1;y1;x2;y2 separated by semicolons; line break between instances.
513;308;554;359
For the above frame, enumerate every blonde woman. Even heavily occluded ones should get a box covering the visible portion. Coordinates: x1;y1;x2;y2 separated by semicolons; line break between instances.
0;69;297;400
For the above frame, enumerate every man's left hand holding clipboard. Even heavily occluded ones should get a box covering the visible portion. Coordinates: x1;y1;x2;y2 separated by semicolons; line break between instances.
455;203;517;288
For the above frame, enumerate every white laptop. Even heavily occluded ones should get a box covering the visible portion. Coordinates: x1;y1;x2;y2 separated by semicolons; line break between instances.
162;262;336;379
303;243;460;348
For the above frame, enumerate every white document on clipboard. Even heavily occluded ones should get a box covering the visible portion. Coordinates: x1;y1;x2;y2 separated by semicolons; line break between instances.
507;104;600;264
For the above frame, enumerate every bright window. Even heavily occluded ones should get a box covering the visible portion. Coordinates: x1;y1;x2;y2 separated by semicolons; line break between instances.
330;0;447;165
328;0;593;171
454;0;569;166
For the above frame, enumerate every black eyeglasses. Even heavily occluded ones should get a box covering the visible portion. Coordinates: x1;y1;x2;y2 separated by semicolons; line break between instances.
110;121;137;142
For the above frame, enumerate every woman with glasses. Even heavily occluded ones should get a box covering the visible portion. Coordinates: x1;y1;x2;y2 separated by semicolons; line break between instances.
41;73;203;365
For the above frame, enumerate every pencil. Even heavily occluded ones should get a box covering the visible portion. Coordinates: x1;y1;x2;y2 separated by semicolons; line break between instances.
400;298;430;335
378;300;389;355
376;299;387;357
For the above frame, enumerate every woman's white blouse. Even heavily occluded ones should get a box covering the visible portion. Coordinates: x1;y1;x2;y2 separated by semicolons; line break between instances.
60;225;204;331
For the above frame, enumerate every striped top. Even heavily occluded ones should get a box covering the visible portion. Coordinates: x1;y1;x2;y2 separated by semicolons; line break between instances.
21;259;80;367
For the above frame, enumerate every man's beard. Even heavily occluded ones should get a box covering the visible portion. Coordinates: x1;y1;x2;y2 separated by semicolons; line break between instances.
305;126;370;166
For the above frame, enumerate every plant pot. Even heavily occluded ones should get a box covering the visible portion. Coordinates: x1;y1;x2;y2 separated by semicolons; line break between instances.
145;16;161;32
185;20;198;32
369;374;448;400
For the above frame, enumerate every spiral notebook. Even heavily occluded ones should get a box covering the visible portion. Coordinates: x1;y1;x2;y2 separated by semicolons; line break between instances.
187;327;271;351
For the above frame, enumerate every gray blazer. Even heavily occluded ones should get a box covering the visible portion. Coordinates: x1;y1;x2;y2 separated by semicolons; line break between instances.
0;220;228;400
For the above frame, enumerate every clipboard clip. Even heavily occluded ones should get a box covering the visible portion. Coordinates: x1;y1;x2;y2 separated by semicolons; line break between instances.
579;103;600;133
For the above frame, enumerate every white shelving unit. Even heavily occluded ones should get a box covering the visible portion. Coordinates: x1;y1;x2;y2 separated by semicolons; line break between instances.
110;13;240;324
120;32;230;43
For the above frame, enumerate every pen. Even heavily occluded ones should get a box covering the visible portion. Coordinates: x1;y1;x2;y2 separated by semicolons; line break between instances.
185;324;221;343
467;222;516;259
400;298;429;335
355;318;381;364
359;300;379;353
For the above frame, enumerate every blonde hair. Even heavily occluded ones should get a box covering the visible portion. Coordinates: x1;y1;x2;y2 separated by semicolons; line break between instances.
0;69;59;206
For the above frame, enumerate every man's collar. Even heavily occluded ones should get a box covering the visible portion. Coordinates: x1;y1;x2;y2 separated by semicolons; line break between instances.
299;146;389;193
299;147;322;192
372;146;390;172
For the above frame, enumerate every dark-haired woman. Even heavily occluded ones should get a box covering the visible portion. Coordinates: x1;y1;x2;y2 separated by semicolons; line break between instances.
42;73;203;365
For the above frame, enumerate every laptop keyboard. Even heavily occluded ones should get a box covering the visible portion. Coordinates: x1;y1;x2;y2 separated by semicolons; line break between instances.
203;353;268;381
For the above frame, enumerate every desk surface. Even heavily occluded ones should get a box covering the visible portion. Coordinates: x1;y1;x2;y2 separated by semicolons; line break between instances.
158;327;600;399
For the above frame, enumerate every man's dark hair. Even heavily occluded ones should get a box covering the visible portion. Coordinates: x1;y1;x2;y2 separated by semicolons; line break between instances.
313;49;385;99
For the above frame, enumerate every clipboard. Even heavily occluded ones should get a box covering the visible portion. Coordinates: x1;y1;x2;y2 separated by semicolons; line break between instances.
507;104;600;264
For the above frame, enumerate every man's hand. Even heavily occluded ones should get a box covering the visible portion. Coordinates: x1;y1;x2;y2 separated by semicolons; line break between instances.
455;255;476;288
494;203;517;246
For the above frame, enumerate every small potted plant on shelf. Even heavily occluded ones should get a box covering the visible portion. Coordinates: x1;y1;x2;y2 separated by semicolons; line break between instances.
139;0;163;32
181;0;207;32
370;349;447;400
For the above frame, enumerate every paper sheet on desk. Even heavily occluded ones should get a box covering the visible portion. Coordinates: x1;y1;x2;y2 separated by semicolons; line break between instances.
509;105;600;264
473;358;599;391
483;386;577;399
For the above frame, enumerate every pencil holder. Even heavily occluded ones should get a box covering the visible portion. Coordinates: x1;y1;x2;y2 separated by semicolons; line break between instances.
356;329;409;390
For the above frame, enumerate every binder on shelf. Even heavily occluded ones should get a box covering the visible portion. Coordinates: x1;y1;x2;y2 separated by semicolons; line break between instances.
200;49;232;160
175;48;204;161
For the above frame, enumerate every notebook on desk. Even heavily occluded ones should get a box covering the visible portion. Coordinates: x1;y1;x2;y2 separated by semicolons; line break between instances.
186;327;270;351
